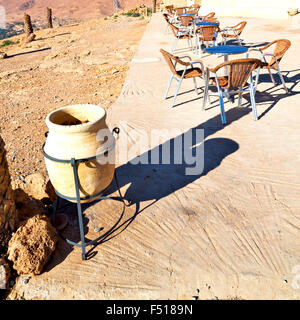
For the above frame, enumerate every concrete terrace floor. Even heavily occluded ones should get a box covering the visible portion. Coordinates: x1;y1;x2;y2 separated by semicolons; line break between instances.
10;13;300;300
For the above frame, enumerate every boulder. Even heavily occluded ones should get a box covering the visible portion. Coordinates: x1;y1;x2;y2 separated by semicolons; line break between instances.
0;255;11;289
0;52;7;59
7;215;58;275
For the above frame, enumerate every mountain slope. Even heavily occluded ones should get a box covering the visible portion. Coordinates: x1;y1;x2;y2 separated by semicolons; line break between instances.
0;0;153;23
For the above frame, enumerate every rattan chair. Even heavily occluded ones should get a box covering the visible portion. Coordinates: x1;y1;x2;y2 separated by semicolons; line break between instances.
203;58;263;124
195;25;220;56
247;39;291;93
179;15;194;33
220;21;247;45
160;49;205;108
167;21;194;53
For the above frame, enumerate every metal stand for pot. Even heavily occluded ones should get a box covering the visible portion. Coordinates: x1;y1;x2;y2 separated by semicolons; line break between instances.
42;128;126;261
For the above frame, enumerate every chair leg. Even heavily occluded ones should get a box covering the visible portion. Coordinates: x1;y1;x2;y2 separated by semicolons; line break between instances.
193;78;198;95
267;68;276;85
171;78;183;108
187;38;192;51
218;89;226;124
249;83;258;121
238;89;242;107
277;65;288;93
164;75;174;99
171;38;179;53
202;77;209;110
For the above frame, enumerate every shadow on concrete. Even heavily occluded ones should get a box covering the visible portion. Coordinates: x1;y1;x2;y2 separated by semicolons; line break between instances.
52;109;247;262
242;68;300;119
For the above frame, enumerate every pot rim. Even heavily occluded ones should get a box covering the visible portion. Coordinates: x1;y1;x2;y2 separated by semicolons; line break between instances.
46;104;106;133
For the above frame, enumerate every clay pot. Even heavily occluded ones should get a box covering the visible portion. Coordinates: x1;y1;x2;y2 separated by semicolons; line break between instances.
44;104;115;203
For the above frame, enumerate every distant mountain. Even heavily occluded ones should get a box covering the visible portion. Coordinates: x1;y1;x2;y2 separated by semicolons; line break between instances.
0;0;153;23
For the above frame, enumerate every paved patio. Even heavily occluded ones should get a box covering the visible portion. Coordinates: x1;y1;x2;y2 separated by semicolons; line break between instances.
10;13;300;300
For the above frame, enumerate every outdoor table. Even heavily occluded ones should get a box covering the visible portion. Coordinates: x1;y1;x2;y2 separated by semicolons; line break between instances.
195;22;219;26
205;45;248;66
205;45;249;102
179;13;196;16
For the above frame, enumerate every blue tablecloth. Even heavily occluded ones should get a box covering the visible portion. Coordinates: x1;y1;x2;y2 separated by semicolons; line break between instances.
195;22;219;26
179;13;196;16
205;45;248;55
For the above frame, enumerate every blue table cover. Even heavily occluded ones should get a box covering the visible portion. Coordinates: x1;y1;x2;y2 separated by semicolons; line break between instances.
179;13;196;16
205;45;248;55
195;22;219;26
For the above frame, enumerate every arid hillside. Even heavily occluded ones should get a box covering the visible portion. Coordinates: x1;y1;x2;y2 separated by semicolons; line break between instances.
0;0;153;22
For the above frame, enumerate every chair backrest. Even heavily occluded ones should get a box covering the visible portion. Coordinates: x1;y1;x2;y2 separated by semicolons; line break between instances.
180;15;194;26
165;5;174;11
234;21;247;36
186;10;197;15
196;25;219;41
174;7;185;15
203;12;215;20
262;39;291;67
224;58;262;88
160;49;181;77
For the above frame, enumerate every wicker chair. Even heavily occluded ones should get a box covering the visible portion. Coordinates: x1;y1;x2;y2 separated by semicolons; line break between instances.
195;25;220;56
179;14;194;33
247;39;291;93
220;21;247;45
160;49;205;108
167;21;194;53
203;58;263;124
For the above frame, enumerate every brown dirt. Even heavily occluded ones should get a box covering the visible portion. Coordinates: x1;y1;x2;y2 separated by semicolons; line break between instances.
0;15;148;190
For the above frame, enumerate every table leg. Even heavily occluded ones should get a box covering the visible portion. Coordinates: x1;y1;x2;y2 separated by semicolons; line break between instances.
224;54;234;103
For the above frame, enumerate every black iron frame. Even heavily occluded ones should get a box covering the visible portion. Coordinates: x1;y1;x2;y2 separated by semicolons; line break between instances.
42;128;125;260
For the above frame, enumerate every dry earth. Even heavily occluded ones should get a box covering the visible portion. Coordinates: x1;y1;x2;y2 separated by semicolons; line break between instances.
0;15;148;189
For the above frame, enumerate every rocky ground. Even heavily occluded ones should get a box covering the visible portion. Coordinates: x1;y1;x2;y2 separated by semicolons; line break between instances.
0;14;148;191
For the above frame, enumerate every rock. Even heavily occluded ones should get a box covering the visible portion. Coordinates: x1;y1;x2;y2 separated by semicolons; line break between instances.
7;214;58;275
0;255;11;289
22;33;36;46
0;135;18;249
0;52;7;59
23;173;55;201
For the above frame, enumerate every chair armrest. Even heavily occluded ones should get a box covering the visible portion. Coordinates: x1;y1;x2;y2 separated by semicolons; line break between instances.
220;27;235;32
174;57;191;67
209;60;229;73
178;55;192;61
259;40;276;51
190;60;205;72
